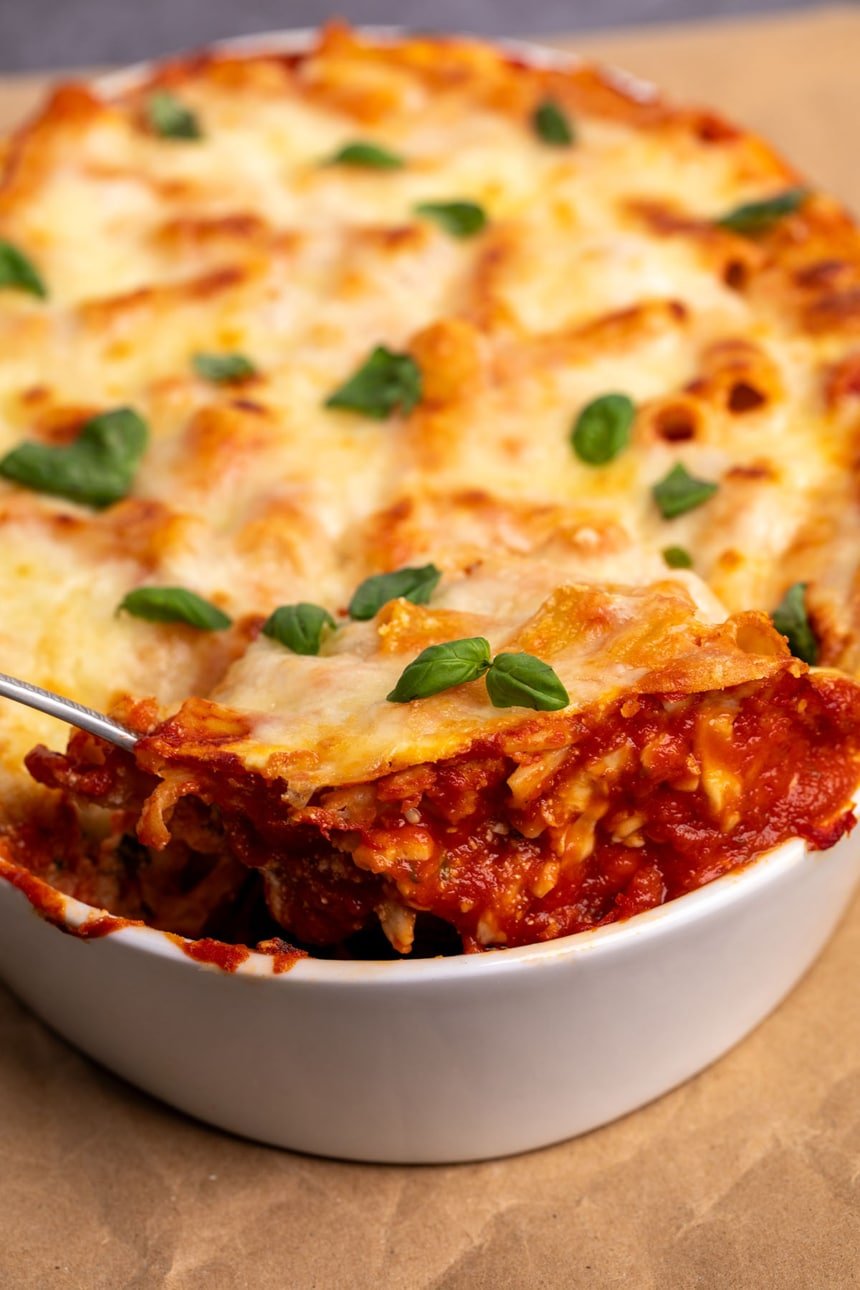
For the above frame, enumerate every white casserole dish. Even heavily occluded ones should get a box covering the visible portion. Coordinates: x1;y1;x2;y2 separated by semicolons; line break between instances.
1;826;858;1163
0;30;858;1164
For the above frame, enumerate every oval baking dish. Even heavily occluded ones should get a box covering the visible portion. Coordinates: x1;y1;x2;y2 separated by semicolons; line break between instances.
0;824;857;1163
0;830;856;1166
1;28;859;1163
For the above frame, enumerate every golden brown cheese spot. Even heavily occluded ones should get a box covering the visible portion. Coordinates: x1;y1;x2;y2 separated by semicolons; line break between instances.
723;460;780;483
357;491;634;581
731;611;790;659
76;267;250;331
742;199;860;335
531;298;689;369
27;403;103;444
624;196;704;238
635;611;793;695
102;499;194;570
299;29;421;124
638;395;703;445
689;338;782;414
625;197;774;293
0;84;109;212
153;212;275;271
177;404;276;487
375;599;485;655
824;350;860;409
504;585;618;657
604;584;702;666
407;318;485;407
462;224;529;333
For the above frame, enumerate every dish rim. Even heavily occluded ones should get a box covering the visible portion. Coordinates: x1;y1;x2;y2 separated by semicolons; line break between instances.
2;26;855;986
95;25;658;103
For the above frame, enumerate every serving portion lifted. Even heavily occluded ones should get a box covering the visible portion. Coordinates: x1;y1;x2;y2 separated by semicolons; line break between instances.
1;24;859;956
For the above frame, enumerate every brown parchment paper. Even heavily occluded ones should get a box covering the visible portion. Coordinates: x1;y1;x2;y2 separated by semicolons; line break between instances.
1;10;860;1288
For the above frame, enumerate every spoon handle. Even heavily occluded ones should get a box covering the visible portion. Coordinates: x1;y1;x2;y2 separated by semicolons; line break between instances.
0;672;139;752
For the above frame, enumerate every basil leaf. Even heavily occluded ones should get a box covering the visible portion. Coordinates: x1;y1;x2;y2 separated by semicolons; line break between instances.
326;346;422;420
771;582;819;666
485;652;569;711
0;407;148;509
119;587;231;630
326;141;405;169
0;240;47;299
571;393;635;465
387;637;491;702
715;187;807;235
146;90;203;140
662;545;693;569
193;352;257;384
532;99;575;146
653;463;718;519
414;201;487;238
349;564;441;621
262;603;335;655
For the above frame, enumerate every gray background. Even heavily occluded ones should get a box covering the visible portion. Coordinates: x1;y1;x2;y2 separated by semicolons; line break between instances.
0;0;832;73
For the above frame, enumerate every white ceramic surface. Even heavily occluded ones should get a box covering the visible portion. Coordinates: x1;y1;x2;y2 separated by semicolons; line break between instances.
1;827;858;1163
1;30;859;1164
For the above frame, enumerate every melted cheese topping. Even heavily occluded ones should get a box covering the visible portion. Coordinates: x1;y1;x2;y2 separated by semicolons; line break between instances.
149;569;794;802
0;24;859;813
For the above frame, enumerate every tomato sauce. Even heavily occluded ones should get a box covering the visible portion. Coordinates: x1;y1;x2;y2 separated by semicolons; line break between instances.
235;671;860;951
8;669;860;958
0;852;305;973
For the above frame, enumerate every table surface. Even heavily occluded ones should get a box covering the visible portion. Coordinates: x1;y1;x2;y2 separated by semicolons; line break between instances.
1;10;859;1288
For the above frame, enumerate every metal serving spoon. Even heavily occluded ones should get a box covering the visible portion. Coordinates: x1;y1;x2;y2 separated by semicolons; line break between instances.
0;672;139;752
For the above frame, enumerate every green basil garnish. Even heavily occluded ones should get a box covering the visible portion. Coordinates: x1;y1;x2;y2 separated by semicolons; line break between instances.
326;141;405;170
387;640;569;711
119;586;231;630
0;240;47;299
532;99;575;146
262;603;335;655
662;545;693;569
571;393;635;465
349;564;441;621
771;582;819;666
193;352;257;384
653;463;718;519
715;187;807;235
0;407;148;509
387;637;492;702
326;346;422;420
414;201;487;238
146;90;203;141
484;652;569;712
